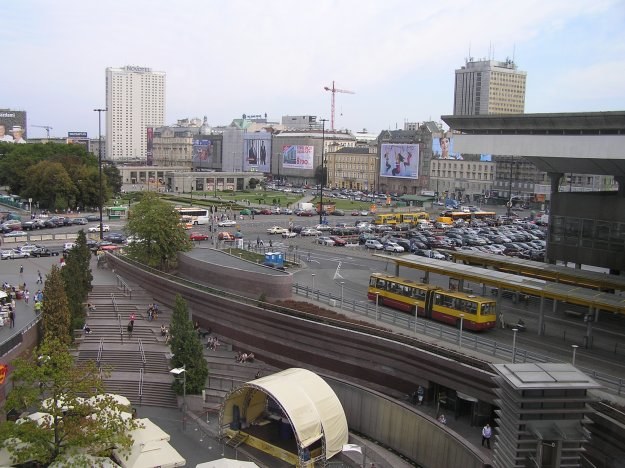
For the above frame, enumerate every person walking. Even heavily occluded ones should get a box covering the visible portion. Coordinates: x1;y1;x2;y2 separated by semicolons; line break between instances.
417;385;425;405
37;270;43;285
19;265;24;276
482;423;492;449
129;312;136;327
24;289;29;305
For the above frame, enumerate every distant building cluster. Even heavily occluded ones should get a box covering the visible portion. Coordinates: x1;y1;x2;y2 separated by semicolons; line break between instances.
2;58;617;204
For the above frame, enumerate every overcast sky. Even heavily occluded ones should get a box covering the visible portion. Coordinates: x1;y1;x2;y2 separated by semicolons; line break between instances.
3;0;625;139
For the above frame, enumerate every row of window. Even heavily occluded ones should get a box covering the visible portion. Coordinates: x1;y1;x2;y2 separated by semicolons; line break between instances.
551;216;625;252
432;172;494;180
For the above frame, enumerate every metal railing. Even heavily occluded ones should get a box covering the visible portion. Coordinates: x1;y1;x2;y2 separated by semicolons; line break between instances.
139;367;144;405
0;315;40;358
292;283;625;396
116;274;133;299
138;338;146;368
111;293;123;343
96;338;104;369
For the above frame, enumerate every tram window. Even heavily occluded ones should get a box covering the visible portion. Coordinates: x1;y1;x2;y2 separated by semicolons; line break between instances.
376;279;386;289
401;285;411;297
413;288;426;300
435;294;455;308
481;303;494;315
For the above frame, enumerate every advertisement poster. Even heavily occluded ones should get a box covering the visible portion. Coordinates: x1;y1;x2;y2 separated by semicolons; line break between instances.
192;139;213;163
67;131;90;152
282;145;314;170
379;143;419;178
0;109;27;143
432;136;463;160
243;133;271;172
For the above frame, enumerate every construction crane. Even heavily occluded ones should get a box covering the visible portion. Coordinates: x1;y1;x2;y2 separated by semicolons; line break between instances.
323;81;355;131
32;125;53;139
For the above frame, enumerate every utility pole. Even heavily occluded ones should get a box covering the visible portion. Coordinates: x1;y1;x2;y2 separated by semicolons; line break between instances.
94;108;107;240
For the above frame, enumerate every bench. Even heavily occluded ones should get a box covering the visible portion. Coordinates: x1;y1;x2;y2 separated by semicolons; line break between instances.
564;309;584;319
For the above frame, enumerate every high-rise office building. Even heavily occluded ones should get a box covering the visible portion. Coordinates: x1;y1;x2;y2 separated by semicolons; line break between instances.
453;59;526;115
105;65;166;161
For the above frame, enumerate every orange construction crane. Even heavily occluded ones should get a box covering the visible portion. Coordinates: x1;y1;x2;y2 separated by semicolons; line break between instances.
323;81;354;131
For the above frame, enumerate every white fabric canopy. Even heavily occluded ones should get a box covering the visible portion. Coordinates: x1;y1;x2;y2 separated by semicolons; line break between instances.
196;459;258;468
222;368;348;460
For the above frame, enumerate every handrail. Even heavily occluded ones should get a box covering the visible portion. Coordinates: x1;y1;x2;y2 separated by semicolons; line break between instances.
111;293;123;343
116;274;133;299
138;338;146;367
96;338;104;369
110;253;625;395
139;368;144;405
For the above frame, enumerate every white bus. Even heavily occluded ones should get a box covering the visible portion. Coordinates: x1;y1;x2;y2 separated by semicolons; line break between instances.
175;207;210;225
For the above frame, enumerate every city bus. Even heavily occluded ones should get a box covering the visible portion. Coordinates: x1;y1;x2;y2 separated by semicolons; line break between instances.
445;211;496;222
175;207;210;225
372;213;399;225
398;212;429;225
367;273;497;330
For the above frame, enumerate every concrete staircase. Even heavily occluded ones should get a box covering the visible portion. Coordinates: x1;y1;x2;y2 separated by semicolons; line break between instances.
76;284;178;408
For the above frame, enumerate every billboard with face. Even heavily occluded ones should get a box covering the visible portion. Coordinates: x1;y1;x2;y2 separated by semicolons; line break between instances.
244;133;271;172
0;109;27;143
432;136;463;160
192;139;213;164
379;144;420;178
282;145;314;170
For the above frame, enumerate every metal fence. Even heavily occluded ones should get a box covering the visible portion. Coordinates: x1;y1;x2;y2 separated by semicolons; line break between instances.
292;283;625;396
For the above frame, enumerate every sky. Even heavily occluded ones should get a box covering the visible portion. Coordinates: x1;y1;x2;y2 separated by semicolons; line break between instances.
3;0;625;139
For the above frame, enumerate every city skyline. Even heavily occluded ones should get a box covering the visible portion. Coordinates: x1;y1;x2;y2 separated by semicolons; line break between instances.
3;0;625;139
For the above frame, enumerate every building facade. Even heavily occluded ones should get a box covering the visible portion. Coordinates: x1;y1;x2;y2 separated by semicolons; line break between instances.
430;159;495;202
105;65;166;162
453;59;526;116
326;146;378;191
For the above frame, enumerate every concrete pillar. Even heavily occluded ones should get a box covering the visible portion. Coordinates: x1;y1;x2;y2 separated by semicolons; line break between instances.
585;307;594;349
394;263;399;276
546;172;564;265
538;296;545;336
423;271;430;284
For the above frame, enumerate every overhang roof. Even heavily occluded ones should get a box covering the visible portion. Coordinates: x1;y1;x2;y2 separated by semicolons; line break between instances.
221;368;348;460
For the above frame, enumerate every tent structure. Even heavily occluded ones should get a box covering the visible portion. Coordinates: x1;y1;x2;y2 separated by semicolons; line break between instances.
112;418;185;468
220;368;348;465
196;459;259;468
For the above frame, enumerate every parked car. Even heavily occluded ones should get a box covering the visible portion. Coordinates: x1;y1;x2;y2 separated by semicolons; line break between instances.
329;236;347;246
72;217;89;225
297;210;315;217
218;231;235;241
316;236;336;246
17;244;43;254
86;214;101;222
104;233;126;244
218;219;237;227
4;230;27;238
301;228;321;236
258;209;272;215
88;224;110;232
22;219;46;230
281;231;297;238
267;226;288;235
2;249;30;259
31;247;60;257
384;242;405;253
189;232;209;241
365;239;384;250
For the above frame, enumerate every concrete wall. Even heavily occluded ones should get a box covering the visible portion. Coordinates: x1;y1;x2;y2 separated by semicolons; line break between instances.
326;376;489;468
177;252;292;301
0;320;40;404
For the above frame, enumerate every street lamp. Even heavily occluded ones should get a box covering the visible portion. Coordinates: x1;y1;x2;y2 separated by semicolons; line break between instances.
571;344;579;366
311;273;316;292
340;281;345;310
458;314;464;348
94;108;106;240
319;119;328;225
375;292;380;323
170;366;187;429
512;328;519;363
188;176;194;206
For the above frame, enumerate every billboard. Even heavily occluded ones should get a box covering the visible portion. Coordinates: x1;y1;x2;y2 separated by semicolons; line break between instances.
380;143;420;178
243;133;271;172
282;145;314;170
67;131;90;152
0;109;27;143
192;139;214;164
432;136;463;160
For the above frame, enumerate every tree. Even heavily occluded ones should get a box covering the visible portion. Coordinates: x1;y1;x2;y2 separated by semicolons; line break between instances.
169;295;208;395
61;230;93;332
0;339;141;466
314;165;328;186
103;163;123;195
248;178;259;189
42;266;72;345
124;192;192;270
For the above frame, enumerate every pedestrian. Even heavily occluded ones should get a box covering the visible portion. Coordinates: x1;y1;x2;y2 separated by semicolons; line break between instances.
8;309;15;328
127;321;134;337
19;265;23;276
37;270;43;284
256;236;260;247
24;289;29;305
129;312;136;327
417;385;425;405
481;423;492;449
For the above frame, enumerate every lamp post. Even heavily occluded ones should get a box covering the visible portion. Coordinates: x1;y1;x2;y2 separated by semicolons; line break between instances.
340;281;345;310
170;366;187;429
459;314;464;348
188;176;194;206
375;292;380;323
311;273;316;292
571;344;579;366
93;108;106;240
319;119;328;225
512;328;519;363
